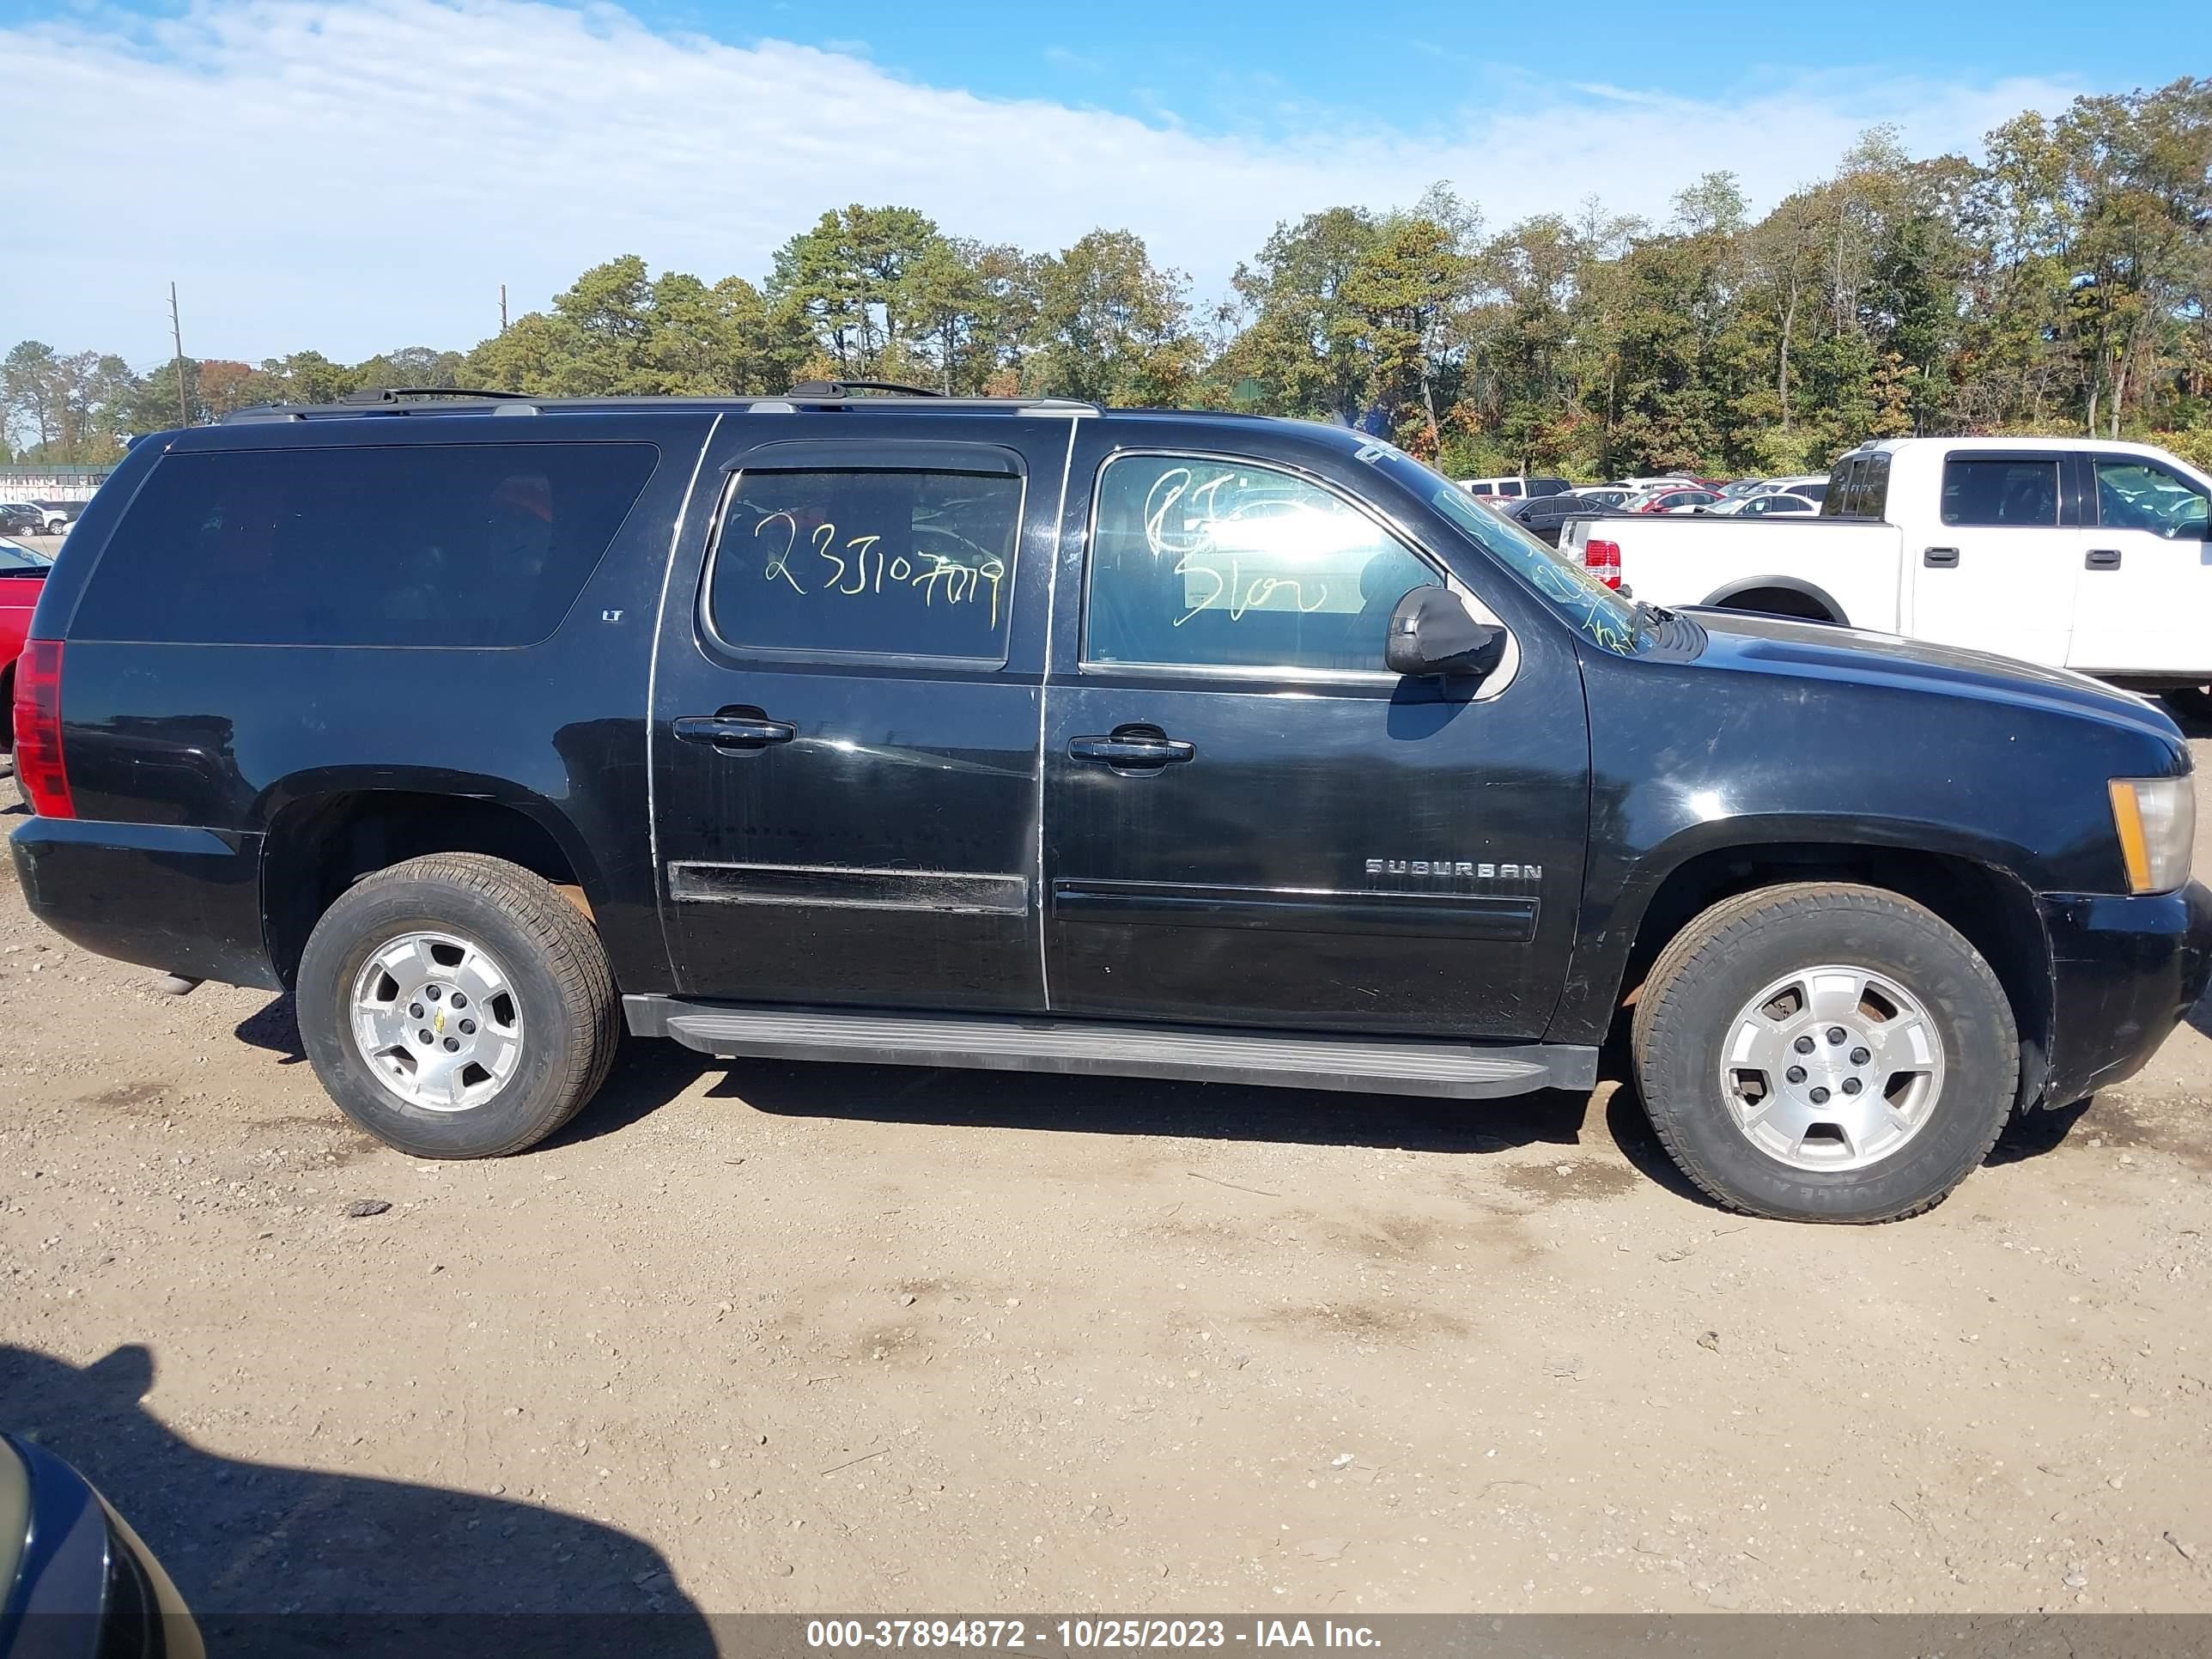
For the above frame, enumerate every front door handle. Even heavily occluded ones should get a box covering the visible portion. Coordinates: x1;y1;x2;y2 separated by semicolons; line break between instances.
1923;546;1960;568
674;714;798;750
1069;732;1196;769
2085;548;2122;570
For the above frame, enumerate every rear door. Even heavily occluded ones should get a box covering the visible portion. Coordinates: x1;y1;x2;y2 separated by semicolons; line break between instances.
2065;452;2212;678
650;416;1072;1012
1037;437;1589;1038
1905;451;2078;666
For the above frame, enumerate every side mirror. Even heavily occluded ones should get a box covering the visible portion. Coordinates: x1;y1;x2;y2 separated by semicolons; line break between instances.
1384;586;1507;680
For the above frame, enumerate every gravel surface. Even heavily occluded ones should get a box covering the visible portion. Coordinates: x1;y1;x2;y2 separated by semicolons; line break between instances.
4;745;2212;1622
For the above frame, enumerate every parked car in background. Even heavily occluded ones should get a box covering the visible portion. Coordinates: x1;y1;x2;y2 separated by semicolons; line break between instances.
1501;491;1632;547
0;507;42;538
1569;487;1632;509
0;502;69;534
1710;492;1816;518
1458;476;1573;501
1560;436;2212;695
1631;486;1725;514
1747;475;1830;506
1610;475;1702;493
3;1431;203;1659
0;538;52;738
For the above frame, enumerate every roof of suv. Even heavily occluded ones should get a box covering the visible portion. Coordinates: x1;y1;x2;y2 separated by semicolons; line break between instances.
200;388;1413;468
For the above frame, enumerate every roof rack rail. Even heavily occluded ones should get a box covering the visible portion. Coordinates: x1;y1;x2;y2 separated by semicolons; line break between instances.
785;379;945;399
338;386;532;404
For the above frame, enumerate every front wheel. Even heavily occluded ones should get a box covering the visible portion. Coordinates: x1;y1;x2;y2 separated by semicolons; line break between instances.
295;853;620;1158
1632;882;2017;1223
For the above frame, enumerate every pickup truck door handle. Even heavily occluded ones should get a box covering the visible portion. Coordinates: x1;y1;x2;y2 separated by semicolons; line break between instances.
1923;547;1960;568
2085;548;2123;570
673;713;798;750
1068;732;1196;769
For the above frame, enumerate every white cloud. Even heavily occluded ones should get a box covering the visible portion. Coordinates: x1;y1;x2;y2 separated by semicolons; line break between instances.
0;0;2081;365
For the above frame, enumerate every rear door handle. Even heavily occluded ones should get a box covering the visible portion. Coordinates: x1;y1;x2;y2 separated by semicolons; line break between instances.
1923;547;1960;568
1069;733;1196;769
2085;548;2122;570
674;714;797;750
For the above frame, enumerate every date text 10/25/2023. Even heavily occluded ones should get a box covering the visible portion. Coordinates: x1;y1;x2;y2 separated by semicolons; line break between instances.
802;1620;1382;1650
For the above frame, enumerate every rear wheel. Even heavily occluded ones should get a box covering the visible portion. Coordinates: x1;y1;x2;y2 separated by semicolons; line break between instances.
1632;882;2016;1223
295;853;619;1158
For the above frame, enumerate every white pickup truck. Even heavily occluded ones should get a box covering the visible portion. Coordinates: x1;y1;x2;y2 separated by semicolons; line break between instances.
1559;436;2212;693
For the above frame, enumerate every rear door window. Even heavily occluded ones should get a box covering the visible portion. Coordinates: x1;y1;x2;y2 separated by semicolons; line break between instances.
1941;458;2060;527
73;442;657;647
705;461;1022;663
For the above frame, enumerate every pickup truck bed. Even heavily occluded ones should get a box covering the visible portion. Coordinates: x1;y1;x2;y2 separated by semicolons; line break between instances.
1560;514;1905;629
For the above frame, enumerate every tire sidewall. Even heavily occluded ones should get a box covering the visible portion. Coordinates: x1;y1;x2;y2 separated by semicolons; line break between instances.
1640;901;2016;1221
298;876;579;1158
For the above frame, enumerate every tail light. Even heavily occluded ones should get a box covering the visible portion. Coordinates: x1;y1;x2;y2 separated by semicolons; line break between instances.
12;639;73;819
1583;539;1622;588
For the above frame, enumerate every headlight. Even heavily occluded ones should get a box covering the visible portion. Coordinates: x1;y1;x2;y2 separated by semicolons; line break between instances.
2108;776;2195;894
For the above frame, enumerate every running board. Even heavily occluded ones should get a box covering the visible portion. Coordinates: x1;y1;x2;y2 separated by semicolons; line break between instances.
623;997;1595;1100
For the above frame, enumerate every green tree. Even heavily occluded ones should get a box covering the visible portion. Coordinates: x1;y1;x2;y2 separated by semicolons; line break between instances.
1030;230;1197;405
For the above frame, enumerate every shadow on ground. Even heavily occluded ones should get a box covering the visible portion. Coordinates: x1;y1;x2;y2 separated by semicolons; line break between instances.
2160;691;2212;738
239;988;2105;1200
0;1343;715;1656
234;998;710;1150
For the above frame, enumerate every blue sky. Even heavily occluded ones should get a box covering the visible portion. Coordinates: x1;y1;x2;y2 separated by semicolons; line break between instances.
0;0;2195;368
625;0;2196;132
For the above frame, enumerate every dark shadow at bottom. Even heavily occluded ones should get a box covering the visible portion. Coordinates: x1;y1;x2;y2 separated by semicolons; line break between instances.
0;1343;715;1656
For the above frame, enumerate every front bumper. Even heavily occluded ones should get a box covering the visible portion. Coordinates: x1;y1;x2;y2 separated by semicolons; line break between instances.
2038;879;2212;1107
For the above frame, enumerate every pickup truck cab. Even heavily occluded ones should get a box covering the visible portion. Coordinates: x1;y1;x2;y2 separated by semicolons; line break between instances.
1561;437;2212;691
12;391;2211;1224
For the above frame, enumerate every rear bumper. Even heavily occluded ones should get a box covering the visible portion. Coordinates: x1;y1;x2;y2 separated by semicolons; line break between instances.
9;817;279;991
2039;880;2212;1106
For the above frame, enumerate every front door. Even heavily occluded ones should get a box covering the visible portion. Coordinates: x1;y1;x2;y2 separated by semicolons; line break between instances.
1906;450;2078;666
2067;451;2212;678
1039;442;1589;1038
651;418;1070;1012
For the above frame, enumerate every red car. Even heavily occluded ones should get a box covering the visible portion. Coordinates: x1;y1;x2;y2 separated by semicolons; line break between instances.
1;538;53;743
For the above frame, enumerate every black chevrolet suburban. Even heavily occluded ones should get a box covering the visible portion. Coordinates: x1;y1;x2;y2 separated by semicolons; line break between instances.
11;386;2211;1223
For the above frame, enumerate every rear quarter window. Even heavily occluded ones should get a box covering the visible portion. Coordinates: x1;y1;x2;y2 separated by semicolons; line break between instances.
1941;457;2060;527
70;442;658;647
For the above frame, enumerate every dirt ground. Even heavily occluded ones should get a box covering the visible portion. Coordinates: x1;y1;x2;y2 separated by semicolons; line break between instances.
4;737;2212;1628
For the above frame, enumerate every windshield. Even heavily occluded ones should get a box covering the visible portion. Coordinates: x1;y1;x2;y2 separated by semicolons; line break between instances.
0;539;53;571
1356;443;1641;654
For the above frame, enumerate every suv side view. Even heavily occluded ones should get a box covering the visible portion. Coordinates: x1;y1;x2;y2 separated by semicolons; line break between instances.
12;387;2211;1224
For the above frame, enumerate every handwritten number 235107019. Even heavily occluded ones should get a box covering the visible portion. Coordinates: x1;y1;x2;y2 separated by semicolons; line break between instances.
757;513;1006;629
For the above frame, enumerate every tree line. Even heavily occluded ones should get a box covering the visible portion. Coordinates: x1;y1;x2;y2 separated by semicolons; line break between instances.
5;77;2208;482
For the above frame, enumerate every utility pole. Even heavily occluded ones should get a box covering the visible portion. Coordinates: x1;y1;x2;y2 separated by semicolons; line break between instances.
500;283;509;334
167;283;190;427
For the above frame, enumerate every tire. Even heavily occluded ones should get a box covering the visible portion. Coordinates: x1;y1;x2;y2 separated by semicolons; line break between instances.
295;853;620;1158
1632;882;2017;1223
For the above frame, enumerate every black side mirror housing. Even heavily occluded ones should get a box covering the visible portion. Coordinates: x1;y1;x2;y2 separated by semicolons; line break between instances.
1385;586;1507;680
